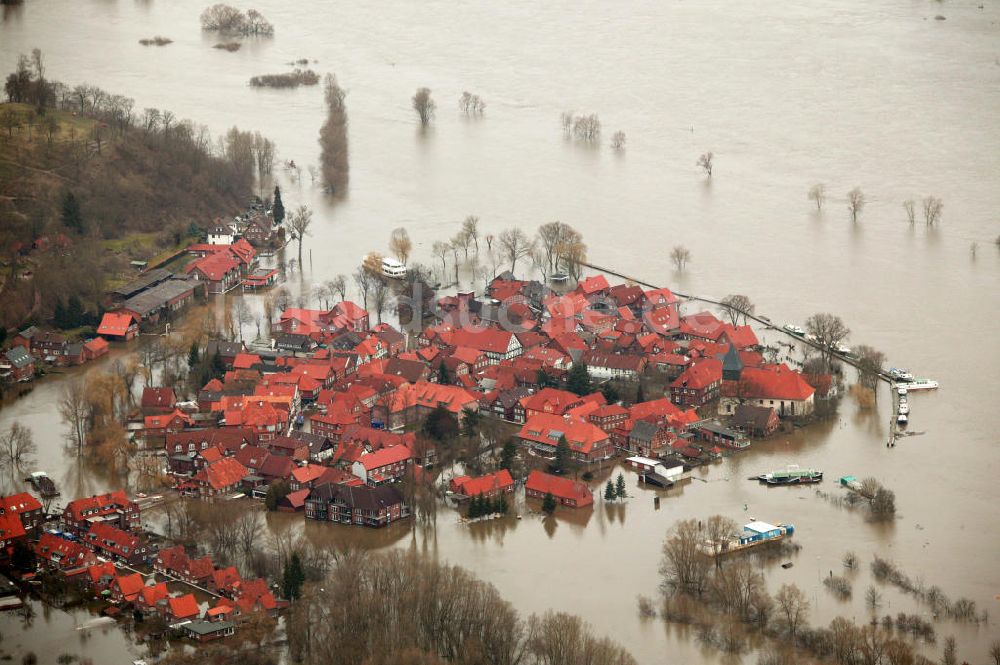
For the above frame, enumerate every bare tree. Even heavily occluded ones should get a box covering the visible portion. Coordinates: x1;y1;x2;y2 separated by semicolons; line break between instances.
805;312;850;370
922;196;943;226
461;215;480;253
970;241;978;259
352;267;374;310
329;274;348;302
458;91;485;116
720;294;755;326
431;241;449;278
659;518;711;597
554;227;586;280
703;515;738;568
560;110;575;135
572;113;601;142
319;74;349;194
610;131;626;151
452;228;472;261
232;297;253;342
903;199;916;224
412;88;435;126
988;640;1000;665
537;221;571;273
854;344;885;394
498;227;533;275
288;204;313;265
389;227;413;264
58;378;91;455
697;152;714;177
670;245;691;272
847;187;865;223
0;422;37;470
808;183;825;210
775;584;809;637
371;278;391;325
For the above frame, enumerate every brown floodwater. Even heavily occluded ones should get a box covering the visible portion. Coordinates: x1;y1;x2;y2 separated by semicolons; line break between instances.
2;1;1000;663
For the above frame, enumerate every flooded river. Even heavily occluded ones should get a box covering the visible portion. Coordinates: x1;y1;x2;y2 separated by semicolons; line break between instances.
2;0;1000;662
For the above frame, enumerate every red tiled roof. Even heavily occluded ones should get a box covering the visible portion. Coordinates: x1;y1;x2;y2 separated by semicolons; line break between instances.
520;387;584;415
83;337;109;354
169;593;200;619
447;327;516;354
233;353;262;369
1;492;42;515
577;275;609;295
141;387;177;409
196;457;248;491
97;311;137;335
519;414;610;456
525;470;593;505
357;445;412;470
452;470;514;496
114;573;145;600
86;561;117;584
212;566;241;590
727;364;815;401
671;358;722;390
65;490;132;522
0;512;26;541
140;582;169;606
185;252;240;281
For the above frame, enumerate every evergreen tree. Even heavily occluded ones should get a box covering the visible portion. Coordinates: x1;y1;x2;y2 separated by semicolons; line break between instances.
499;440;517;472
210;349;226;379
541;492;557;514
635;380;646;404
188;341;200;368
566;361;591;396
282;552;306;601
422;405;458;441
554;435;571;474
498;494;509;515
604;480;616;501
187;221;201;239
437;362;450;385
53;299;67;328
66;295;84;327
61;191;84;234
460;407;480;439
273;185;285;225
601;382;620;403
536;368;555;388
615;472;627;499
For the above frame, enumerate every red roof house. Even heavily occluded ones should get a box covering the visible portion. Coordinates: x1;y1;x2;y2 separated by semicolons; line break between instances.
525;470;593;508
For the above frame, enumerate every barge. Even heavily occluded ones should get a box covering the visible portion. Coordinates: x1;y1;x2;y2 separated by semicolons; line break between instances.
755;465;822;486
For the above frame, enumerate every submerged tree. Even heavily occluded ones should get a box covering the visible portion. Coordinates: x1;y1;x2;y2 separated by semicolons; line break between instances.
610;130;626;151
922;196;943;226
697;152;714;177
412;87;435;126
808;183;825;211
288;204;313;265
670;245;691;272
389;227;412;264
902;199;916;224
319;74;349;194
847;187;865;223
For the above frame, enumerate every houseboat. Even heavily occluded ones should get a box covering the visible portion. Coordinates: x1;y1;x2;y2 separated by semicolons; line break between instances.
888;368;914;382
380;257;407;280
782;324;805;337
755;465;822;485
26;471;59;497
705;520;795;556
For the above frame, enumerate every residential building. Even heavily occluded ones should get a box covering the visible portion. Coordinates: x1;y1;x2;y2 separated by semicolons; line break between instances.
524;470;593;508
304;483;410;527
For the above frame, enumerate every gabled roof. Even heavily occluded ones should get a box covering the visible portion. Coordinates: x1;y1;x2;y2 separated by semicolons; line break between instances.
356;445;412;470
184;252;240;281
0;492;42;515
452;470;514;496
114;573;145;600
97;311;137;336
141;387;177;409
3;345;35;368
168;593;200;619
525;470;592;503
519;413;610;455
728;364;815;401
196;457;249;490
671;358;722;390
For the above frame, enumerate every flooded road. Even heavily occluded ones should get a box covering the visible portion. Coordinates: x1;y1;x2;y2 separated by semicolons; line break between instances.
3;0;1000;662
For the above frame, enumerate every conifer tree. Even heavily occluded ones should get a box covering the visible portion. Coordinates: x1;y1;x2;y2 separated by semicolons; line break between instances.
554;435;571;474
498;494;509;515
566;360;591;396
61;191;84;234
272;185;285;225
541;492;557;514
499;440;517;472
282;552;305;601
604;480;616;501
188;341;200;368
615;472;627;499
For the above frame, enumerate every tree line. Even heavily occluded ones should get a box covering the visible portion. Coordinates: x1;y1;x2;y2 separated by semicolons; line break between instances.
286;549;638;665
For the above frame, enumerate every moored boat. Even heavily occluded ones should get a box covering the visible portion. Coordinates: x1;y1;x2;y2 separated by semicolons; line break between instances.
896;378;938;391
756;464;822;485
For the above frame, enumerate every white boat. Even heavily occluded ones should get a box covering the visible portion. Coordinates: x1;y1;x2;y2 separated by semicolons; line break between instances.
889;368;914;382
902;378;938;391
896;413;908;425
898;402;909;415
833;343;851;355
896;387;908;396
380;257;407;280
550;272;569;282
783;324;805;336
